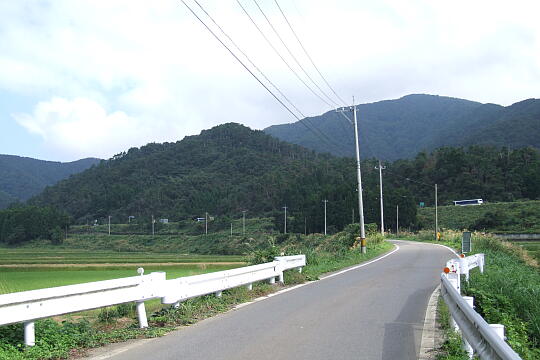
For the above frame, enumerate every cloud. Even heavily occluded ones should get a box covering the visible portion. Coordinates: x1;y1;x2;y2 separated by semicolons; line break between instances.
1;0;539;160
13;97;168;159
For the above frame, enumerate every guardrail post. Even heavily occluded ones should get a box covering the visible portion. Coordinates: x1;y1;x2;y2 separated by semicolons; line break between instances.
479;254;484;274
24;321;35;346
268;276;276;284
215;291;223;298
297;266;302;273
279;272;284;284
490;324;505;340
462;296;474;358
136;301;148;328
459;257;469;282
246;283;253;291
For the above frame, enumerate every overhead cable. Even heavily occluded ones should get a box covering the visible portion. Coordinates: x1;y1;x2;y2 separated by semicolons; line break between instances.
252;0;339;107
273;0;347;106
180;0;342;152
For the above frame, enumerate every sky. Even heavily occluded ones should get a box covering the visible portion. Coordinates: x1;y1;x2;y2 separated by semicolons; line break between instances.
0;0;539;162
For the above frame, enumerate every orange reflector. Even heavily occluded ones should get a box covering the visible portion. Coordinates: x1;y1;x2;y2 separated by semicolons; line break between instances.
460;254;465;258
443;267;450;274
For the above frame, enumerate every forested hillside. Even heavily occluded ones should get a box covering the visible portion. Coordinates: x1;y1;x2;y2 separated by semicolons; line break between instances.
264;94;540;160
29;123;417;233
0;155;100;208
28;124;540;236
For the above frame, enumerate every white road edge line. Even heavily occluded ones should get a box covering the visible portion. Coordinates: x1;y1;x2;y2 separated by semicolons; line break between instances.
234;243;400;309
418;285;441;360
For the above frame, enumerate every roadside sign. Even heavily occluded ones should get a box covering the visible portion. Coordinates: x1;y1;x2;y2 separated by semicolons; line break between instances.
462;232;472;253
419;202;425;208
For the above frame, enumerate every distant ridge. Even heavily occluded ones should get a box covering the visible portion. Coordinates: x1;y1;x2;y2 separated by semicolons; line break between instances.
0;155;101;208
264;94;540;160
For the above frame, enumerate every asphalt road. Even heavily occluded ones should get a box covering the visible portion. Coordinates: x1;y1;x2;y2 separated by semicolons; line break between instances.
100;240;453;360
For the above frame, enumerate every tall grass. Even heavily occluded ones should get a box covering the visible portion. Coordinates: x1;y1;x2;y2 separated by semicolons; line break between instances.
462;236;540;359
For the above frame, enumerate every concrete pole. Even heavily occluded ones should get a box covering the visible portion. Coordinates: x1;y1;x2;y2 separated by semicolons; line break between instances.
283;206;287;234
353;103;366;253
242;210;247;235
323;200;326;235
376;160;386;236
396;205;399;235
205;212;208;235
435;184;438;241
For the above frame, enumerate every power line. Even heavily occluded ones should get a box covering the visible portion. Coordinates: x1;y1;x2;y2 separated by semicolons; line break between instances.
192;0;305;119
273;0;347;106
252;0;339;107
236;0;333;108
180;0;339;151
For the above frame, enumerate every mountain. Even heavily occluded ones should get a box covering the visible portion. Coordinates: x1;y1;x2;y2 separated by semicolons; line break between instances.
28;123;418;232
264;94;540;160
0;155;101;208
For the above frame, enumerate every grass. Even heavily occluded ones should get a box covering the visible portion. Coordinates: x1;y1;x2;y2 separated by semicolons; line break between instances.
435;298;468;360
0;226;395;359
0;248;244;265
462;236;540;359
417;200;540;233
0;264;241;295
514;241;540;261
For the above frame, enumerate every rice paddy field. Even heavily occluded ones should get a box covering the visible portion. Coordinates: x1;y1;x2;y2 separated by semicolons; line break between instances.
0;248;245;295
515;241;540;261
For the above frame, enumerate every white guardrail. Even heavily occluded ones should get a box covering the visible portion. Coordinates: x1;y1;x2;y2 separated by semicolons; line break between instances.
0;255;306;346
441;254;522;360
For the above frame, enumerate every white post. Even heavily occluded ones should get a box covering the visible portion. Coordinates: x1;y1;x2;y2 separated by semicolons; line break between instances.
376;160;385;236
447;273;460;331
268;277;276;284
323;200;327;235
490;324;505;340
246;283;253;291
136;301;148;328
279;272;284;284
462;296;474;358
353;103;366;253
479;254;484;273
435;184;438;241
215;291;222;298
173;301;181;309
396;205;399;235
24;321;35;346
459;257;470;282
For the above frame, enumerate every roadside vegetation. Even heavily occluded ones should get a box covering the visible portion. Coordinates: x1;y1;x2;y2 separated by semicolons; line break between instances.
401;230;540;359
417;200;540;233
0;225;391;360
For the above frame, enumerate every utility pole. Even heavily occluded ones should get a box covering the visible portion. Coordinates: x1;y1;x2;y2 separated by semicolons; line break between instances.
323;200;328;235
352;208;355;224
435;184;438;241
242;210;247;235
337;100;366;253
282;206;288;234
304;217;307;236
396;205;399;236
230;223;233;237
375;160;386;236
205;212;208;235
151;215;155;237
108;216;111;236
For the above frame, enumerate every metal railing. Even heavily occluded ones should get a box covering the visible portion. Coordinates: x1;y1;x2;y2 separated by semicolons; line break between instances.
441;254;522;360
0;255;306;346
